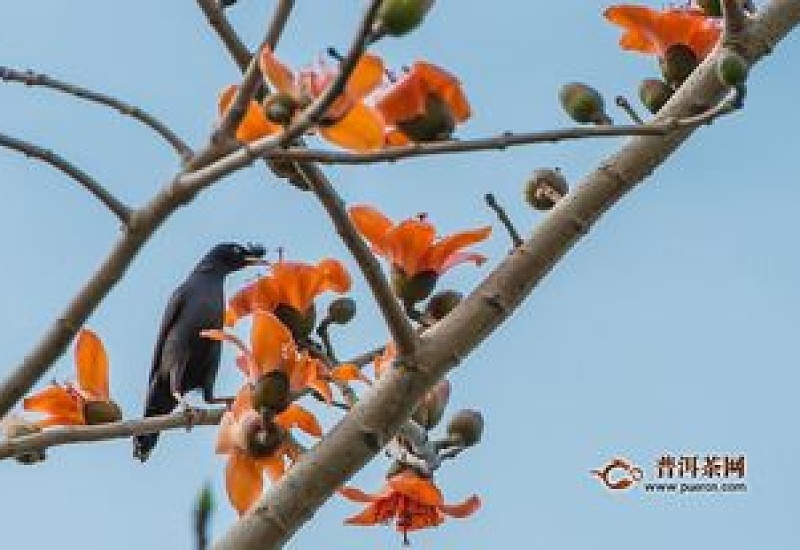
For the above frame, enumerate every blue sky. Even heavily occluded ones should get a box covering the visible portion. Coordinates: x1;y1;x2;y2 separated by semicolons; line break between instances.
1;1;798;548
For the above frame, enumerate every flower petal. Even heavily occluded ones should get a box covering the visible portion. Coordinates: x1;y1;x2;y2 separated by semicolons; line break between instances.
384;218;436;277
215;411;238;455
375;70;429;125
75;328;110;400
257;453;286;482
317;258;351;294
413;61;471;122
320;102;385;152
23;385;83;424
225;451;264;515
330;364;370;385
389;472;444;506
439;494;481;518
251;311;294;375
420;226;491;274
344;499;396;526
275;404;322;438
345;53;385;99
259;47;297;96
219;85;281;143
349;205;394;254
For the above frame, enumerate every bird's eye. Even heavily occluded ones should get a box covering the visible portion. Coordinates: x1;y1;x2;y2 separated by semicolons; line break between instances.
235;246;245;255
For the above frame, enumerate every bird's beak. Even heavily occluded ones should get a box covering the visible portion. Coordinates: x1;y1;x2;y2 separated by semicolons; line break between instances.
244;256;269;266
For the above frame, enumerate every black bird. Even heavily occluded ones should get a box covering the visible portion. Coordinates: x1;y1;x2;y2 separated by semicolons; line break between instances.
134;242;266;462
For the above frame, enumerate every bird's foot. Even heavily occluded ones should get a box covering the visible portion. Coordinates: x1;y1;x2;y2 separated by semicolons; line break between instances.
205;395;235;410
174;393;201;431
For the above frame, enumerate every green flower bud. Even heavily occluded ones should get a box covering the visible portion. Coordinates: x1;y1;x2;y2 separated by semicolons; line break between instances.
263;93;298;126
425;290;463;321
698;0;722;16
392;268;439;309
83;400;122;425
716;50;750;87
559;82;610;125
252;371;291;415
524;168;568;211
446;409;484;447
397;94;455;142
195;482;214;518
660;44;699;88
274;303;316;340
638;78;674;114
327;297;357;325
412;379;451;430
377;0;430;37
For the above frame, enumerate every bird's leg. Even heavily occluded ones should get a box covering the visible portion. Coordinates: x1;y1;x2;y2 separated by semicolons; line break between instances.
173;392;201;431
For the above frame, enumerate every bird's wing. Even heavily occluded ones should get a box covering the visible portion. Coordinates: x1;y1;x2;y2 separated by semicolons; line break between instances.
149;282;188;382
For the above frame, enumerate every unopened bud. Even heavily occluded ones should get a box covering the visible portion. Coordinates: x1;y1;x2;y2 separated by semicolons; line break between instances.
252;371;291;415
377;0;431;37
425;290;462;322
446;409;483;447
638;78;674;114
660;44;698;88
716;50;750;87
698;0;722;16
524;168;568;211
263;93;298;126
83;400;122;425
392;268;439;308
412;379;451;430
327;297;357;325
559;83;609;125
397;94;456;142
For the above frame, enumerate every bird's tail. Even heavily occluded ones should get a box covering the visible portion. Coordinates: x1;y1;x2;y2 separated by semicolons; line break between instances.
133;378;177;462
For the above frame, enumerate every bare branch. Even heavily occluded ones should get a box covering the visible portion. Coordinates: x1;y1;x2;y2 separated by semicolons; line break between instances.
0;67;193;161
212;3;800;548
214;0;296;143
196;0;251;71
0;132;131;223
0;408;223;461
294;163;417;355
615;95;645;125
485;193;522;247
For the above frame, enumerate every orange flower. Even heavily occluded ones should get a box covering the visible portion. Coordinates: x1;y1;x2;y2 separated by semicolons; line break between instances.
216;386;321;515
341;470;480;544
23;329;121;427
373;341;397;379
226;258;351;328
374;61;471;145
604;4;721;59
218;48;386;151
203;311;364;404
349;205;491;278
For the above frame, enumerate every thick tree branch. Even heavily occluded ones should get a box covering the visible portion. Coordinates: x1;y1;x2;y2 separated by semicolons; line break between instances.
0;408;224;461
212;2;800;548
0;67;193;161
0;132;131;223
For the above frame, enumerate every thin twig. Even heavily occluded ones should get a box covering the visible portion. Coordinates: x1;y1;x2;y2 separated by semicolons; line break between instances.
295;163;417;355
0;67;193;161
615;96;645;125
485;194;523;247
0;408;224;461
196;0;251;71
214;0;296;143
0;132;131;223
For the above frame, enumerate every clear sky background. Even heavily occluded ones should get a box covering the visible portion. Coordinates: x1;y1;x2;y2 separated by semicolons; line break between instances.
1;1;798;548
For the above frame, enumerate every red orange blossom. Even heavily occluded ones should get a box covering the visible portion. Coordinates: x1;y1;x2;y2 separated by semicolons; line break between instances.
23;329;121;427
215;385;321;515
341;470;480;545
604;4;721;59
219;48;385;151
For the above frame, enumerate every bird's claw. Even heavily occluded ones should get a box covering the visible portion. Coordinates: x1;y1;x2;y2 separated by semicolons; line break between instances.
182;405;202;431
